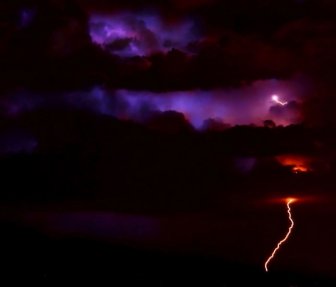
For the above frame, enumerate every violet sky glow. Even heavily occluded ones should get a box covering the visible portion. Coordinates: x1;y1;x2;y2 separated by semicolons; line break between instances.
89;12;200;57
0;79;304;130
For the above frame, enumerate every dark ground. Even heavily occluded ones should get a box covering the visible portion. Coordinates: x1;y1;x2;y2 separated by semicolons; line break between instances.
1;221;335;286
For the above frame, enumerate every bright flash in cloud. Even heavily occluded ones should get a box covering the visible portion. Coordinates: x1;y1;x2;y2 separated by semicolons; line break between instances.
272;94;288;106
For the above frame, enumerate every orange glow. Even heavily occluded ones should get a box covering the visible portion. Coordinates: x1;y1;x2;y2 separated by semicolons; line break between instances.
285;197;298;203
292;166;309;173
264;195;318;206
276;154;312;174
264;198;295;272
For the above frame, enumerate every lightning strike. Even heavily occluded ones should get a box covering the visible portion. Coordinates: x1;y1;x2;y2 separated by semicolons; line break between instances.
264;198;296;272
272;95;288;106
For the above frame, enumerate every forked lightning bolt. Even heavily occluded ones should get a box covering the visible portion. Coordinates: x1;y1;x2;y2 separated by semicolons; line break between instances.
265;198;296;272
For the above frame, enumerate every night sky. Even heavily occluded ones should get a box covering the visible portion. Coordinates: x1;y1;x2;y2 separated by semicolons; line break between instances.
1;0;336;286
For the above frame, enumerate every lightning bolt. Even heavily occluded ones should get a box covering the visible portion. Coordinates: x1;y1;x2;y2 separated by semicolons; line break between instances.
272;95;288;106
264;198;296;272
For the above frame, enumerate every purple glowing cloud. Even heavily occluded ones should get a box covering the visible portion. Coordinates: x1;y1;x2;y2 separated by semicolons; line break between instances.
114;79;304;128
89;12;200;57
1;79;304;130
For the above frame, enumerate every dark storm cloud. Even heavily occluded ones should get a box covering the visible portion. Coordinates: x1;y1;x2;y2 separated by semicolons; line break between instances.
278;19;336;126
269;100;303;125
2;2;336;281
0;0;326;85
79;0;336;33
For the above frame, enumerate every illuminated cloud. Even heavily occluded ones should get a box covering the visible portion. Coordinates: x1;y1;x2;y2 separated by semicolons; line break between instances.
276;154;313;173
115;78;304;128
0;78;304;130
89;12;200;57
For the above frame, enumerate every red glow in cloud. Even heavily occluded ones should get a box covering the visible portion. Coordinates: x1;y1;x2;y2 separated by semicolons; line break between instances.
276;154;312;174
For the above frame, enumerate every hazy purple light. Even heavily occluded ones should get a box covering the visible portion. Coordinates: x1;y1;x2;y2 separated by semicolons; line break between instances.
19;8;36;28
234;157;257;173
24;212;160;242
